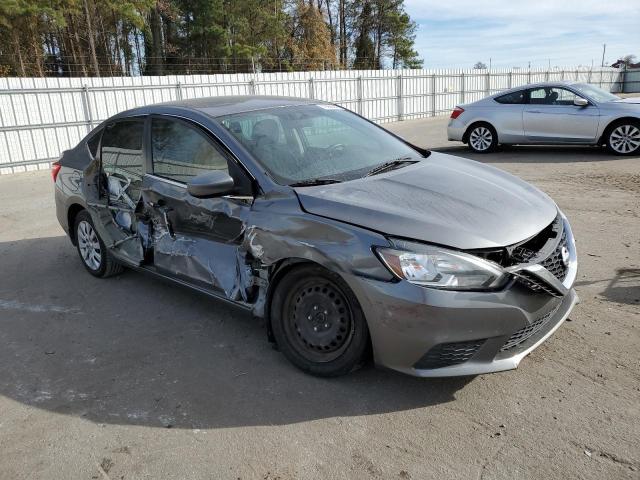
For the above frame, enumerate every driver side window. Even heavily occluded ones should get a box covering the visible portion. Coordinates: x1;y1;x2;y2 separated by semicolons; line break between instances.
529;87;580;105
152;118;229;183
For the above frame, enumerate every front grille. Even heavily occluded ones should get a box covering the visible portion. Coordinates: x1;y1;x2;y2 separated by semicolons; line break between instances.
470;215;572;296
414;339;485;369
512;270;562;297
500;304;561;352
540;231;568;281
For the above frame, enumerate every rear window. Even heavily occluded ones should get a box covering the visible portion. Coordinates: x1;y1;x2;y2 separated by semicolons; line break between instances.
494;90;526;104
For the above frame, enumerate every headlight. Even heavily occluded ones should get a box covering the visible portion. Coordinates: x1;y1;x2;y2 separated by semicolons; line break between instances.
375;240;508;290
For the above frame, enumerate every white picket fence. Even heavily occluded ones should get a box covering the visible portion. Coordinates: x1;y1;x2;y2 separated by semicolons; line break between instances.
0;67;623;174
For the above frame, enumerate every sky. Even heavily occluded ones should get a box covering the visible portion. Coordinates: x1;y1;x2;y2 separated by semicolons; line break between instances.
403;0;640;69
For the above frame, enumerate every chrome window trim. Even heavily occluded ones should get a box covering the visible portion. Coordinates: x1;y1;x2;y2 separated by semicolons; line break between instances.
146;173;187;188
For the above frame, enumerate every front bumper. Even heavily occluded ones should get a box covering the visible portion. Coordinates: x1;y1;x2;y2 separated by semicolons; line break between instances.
344;216;579;377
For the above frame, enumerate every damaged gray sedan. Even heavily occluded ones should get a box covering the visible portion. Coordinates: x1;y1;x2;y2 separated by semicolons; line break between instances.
54;96;578;377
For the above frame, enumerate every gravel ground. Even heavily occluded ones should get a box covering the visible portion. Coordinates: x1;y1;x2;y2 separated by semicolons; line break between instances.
0;115;638;480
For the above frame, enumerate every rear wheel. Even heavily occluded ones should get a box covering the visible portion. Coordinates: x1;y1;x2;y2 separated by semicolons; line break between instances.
270;265;369;377
74;210;123;278
606;121;640;155
467;123;498;153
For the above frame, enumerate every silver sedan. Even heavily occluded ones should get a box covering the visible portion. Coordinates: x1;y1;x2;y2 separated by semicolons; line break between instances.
447;81;640;155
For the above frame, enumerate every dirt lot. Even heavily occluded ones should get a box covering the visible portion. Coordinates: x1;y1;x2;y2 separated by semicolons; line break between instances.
0;116;638;480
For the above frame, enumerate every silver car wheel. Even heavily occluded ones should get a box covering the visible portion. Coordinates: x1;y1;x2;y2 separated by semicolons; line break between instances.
77;220;102;271
610;125;640;154
469;127;493;151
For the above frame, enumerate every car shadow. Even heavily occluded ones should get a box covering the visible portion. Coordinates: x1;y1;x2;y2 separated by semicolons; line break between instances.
575;268;640;306
0;236;473;430
432;144;634;163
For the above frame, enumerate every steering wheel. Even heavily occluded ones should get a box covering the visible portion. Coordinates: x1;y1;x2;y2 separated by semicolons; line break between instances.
326;143;346;158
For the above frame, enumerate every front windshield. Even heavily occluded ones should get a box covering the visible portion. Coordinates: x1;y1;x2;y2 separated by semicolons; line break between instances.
572;83;619;103
217;104;423;185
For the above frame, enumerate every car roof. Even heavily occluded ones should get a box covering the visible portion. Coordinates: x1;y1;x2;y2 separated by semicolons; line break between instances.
490;80;582;97
117;95;321;119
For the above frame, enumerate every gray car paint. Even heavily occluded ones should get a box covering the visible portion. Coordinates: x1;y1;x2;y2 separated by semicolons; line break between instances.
447;81;640;145
296;153;558;249
55;96;578;377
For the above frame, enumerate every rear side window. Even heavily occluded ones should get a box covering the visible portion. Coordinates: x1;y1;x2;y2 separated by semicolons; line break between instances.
151;118;229;183
495;90;526;104
100;118;145;205
101;119;144;179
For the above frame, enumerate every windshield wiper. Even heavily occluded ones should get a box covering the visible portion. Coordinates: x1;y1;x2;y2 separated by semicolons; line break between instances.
289;178;342;187
366;157;418;177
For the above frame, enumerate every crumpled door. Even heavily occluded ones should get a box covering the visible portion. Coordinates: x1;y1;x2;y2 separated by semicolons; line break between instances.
83;119;146;266
141;176;255;302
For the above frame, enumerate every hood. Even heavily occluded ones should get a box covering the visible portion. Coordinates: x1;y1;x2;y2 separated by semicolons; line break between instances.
295;152;558;250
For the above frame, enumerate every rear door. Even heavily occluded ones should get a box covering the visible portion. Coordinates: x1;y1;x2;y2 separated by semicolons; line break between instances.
523;87;600;142
141;115;256;301
84;117;146;266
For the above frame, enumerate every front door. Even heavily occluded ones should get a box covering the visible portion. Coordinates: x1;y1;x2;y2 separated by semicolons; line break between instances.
141;116;256;302
523;86;600;142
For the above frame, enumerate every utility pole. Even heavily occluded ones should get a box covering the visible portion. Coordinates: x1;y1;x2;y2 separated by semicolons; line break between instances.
601;44;606;67
489;57;492;70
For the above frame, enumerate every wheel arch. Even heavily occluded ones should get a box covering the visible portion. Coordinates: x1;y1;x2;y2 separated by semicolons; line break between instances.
463;120;498;144
599;116;640;144
262;258;370;352
67;203;86;245
263;258;322;343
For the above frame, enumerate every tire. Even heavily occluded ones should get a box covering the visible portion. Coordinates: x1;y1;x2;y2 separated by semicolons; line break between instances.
270;264;370;377
467;122;498;153
74;210;124;278
606;120;640;156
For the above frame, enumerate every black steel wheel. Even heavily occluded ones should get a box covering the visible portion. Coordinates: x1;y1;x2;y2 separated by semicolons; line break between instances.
270;264;369;376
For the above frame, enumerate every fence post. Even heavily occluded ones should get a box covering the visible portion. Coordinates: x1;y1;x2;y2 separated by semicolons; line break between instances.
430;74;436;117
545;69;550;81
527;69;531;84
308;77;315;99
560;70;565;81
485;71;490;95
80;84;93;133
176;81;183;100
508;71;512;89
397;74;403;121
249;79;256;95
460;71;465;104
357;76;363;115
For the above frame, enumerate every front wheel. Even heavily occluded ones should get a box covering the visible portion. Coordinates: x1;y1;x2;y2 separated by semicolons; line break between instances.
270;265;370;377
467;123;498;153
606;122;640;155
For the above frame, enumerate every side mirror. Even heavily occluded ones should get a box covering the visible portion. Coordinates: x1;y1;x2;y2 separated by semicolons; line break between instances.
573;97;589;107
187;170;235;198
